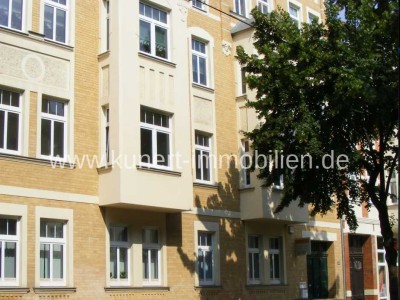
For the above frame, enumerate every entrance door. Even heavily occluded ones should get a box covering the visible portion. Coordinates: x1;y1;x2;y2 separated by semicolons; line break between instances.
350;254;365;300
307;254;329;299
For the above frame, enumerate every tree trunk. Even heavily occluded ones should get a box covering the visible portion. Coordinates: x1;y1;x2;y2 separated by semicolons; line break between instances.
378;204;398;300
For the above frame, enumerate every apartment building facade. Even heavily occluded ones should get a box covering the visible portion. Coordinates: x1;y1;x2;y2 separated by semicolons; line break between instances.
0;0;395;299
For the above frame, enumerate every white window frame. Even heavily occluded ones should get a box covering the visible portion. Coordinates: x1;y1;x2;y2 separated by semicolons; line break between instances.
0;218;19;287
139;2;169;60
269;237;281;284
197;231;214;286
247;235;261;284
377;237;389;300
306;7;320;24
195;133;212;184
241;139;251;187
140;109;172;170
39;220;66;287
109;226;130;285
192;39;209;87
192;0;206;11
288;1;302;28
40;99;67;161
43;0;69;44
0;88;22;155
234;0;247;16
104;106;110;164
257;0;269;14
142;228;161;286
0;0;25;31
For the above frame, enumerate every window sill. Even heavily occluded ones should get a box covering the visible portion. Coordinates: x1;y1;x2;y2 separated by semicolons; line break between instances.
33;287;76;294
0;26;29;37
192;83;215;93
0;287;30;294
193;182;219;190
229;10;250;20
43;38;74;50
0;153;75;169
239;186;255;192
136;165;181;177
138;52;176;68
194;285;223;295
28;30;45;38
192;6;208;14
245;284;288;289
105;286;170;292
98;50;110;60
97;164;113;174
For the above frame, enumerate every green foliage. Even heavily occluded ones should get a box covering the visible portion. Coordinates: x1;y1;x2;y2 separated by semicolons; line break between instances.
236;0;398;296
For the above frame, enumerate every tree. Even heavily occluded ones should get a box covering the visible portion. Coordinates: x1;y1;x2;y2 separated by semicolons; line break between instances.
236;0;399;298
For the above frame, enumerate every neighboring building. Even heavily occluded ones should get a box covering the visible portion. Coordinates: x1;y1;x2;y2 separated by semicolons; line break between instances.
0;1;394;300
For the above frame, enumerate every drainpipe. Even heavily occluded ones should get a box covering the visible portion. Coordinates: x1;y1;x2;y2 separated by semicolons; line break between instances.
340;218;346;300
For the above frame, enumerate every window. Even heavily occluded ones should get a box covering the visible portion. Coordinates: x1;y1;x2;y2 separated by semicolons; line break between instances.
195;133;211;183
104;0;110;51
0;218;18;286
241;140;251;186
142;229;160;285
39;220;66;286
248;236;261;283
388;172;398;204
269;238;281;284
139;2;168;59
110;226;129;283
289;3;300;28
257;0;269;14
192;39;208;86
0;0;23;30
104;107;110;163
234;0;246;16
197;232;213;285
240;68;247;94
307;12;319;23
140;109;171;168
41;99;67;160
377;237;388;299
44;0;68;43
0;88;21;154
192;0;205;10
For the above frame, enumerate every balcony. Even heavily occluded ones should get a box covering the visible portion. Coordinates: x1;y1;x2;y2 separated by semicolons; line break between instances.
240;186;308;223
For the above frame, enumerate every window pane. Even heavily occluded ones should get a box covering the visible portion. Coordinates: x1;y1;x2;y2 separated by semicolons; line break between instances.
248;253;253;279
155;26;167;59
379;266;387;297
40;243;51;279
7;112;19;151
11;0;22;30
41;119;51;156
139;20;151;54
197;250;204;281
11;92;19;107
143;229;158;244
204;250;213;280
140;128;152;164
142;249;149;279
56;101;64;117
0;0;9;27
55;8;66;43
378;252;385;263
52;244;63;279
150;249;158;279
202;151;210;181
192;55;199;83
40;220;47;237
199;57;207;85
110;247;117;279
254;253;260;279
44;5;54;40
0;110;4;149
53;121;64;158
4;242;16;278
119;247;127;279
2;90;10;105
7;219;16;235
157;131;169;166
0;219;6;234
55;222;63;238
49;100;57;115
0;242;2;278
195;149;201;179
